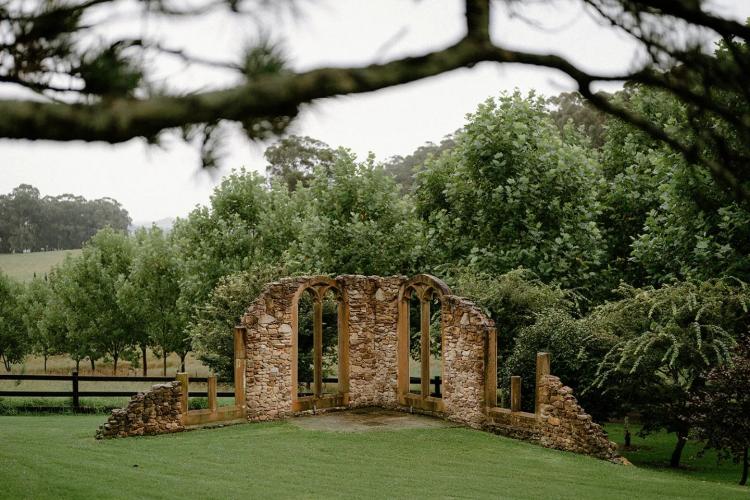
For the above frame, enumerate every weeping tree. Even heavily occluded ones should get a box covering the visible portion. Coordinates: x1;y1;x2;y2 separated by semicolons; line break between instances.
0;0;748;202
590;278;750;468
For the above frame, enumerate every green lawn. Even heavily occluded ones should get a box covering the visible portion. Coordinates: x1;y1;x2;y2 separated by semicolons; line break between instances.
0;416;745;499
605;423;744;486
0;249;81;282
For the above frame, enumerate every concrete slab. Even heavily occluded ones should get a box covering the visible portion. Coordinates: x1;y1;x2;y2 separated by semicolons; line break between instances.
290;407;455;432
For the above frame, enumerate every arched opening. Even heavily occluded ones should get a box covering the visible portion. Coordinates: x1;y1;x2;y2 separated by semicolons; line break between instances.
321;288;339;395
429;291;442;398
296;289;316;397
397;274;451;412
291;277;349;412
408;289;422;395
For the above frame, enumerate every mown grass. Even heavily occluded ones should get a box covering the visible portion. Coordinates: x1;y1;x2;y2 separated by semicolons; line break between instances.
605;423;744;486
0;249;81;282
0;415;746;499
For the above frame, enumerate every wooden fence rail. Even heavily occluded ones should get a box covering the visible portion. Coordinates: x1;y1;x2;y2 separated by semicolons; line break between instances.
1;372;444;411
0;371;233;410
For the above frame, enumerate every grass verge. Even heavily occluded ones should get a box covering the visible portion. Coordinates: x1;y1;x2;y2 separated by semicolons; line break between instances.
0;415;746;499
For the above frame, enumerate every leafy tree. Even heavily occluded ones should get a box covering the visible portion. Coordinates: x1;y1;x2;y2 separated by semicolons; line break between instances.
416;91;606;297
0;272;28;371
0;184;131;253
20;276;60;373
49;228;135;374
687;338;750;486
601;81;750;288
172;169;299;311
189;264;286;380
548;91;609;149
289;150;424;276
264;135;335;191
506;308;619;418
119;227;187;375
590;279;750;467
382;135;456;193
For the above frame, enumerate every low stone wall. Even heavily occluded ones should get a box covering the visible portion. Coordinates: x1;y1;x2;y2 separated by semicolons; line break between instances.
488;375;621;462
96;382;184;439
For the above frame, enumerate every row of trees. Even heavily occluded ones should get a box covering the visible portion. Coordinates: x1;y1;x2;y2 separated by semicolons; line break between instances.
0;72;748;480
0;227;186;376
0;184;131;253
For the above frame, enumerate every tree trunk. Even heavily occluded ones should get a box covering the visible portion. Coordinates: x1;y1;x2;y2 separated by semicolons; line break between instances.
43;354;48;373
670;432;688;468
89;358;95;372
112;355;118;375
141;345;147;376
180;353;186;373
741;447;748;486
163;351;168;376
75;358;80;372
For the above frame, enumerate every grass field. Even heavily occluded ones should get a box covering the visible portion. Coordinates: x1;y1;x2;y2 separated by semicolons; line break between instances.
0;249;81;282
0;415;746;499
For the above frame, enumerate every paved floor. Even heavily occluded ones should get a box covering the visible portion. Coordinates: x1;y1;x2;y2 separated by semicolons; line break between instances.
289;407;454;432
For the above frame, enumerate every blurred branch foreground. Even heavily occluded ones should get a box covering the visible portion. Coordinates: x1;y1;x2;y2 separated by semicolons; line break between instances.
1;0;749;200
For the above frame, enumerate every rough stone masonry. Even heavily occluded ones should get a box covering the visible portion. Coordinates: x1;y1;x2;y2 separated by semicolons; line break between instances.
97;274;621;463
96;381;184;439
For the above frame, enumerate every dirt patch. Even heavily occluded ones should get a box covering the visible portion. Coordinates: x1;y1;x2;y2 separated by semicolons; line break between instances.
290;407;455;432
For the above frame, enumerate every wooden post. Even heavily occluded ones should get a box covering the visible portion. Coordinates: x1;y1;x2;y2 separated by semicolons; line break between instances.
71;370;79;412
397;296;410;398
535;352;550;414
176;372;189;416
511;376;521;412
233;326;247;411
207;375;217;413
485;326;497;408
313;297;323;398
420;297;430;398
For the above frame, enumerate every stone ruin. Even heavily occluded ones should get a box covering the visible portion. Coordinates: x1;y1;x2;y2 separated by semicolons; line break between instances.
96;382;184;439
99;274;622;463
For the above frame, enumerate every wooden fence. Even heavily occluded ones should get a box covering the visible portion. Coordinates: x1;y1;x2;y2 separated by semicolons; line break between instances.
0;372;234;411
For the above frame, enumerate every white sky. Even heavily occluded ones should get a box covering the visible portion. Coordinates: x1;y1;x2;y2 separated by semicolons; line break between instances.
1;0;748;223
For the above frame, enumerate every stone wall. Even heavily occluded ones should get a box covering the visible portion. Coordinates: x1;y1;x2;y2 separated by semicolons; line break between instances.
96;382;184;439
235;273;622;462
441;295;493;428
487;375;621;462
242;278;301;421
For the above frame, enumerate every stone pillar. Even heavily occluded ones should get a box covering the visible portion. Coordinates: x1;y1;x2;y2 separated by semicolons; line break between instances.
535;352;550;415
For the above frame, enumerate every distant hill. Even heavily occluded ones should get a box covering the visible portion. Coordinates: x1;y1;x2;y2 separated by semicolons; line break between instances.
129;217;175;234
0;249;81;282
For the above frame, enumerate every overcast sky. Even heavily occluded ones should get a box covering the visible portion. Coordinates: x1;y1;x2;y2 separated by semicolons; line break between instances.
1;0;748;223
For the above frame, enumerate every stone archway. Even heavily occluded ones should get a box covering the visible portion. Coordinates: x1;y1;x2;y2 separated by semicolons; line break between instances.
290;276;349;412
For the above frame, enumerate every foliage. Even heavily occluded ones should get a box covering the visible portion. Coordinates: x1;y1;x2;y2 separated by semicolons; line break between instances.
687;338;750;485
548;91;609;149
47;228;135;373
506;308;618;418
264;135;335;191
0;184;131;253
416;91;607;298
382;135;456;192
118;227;188;375
601;84;750;287
189;264;286;380
19;276;59;372
590;278;750;466
0;272;28;371
172;169;300;309
288;150;424;276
